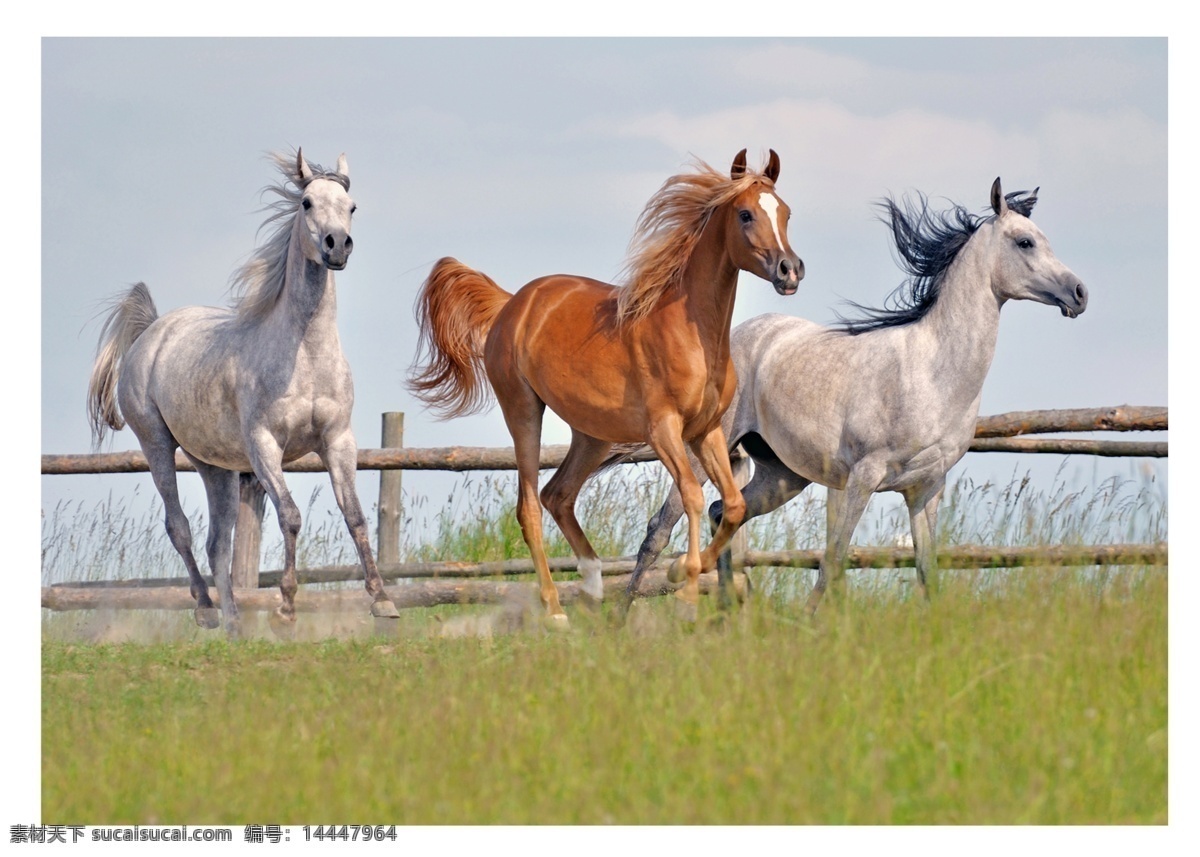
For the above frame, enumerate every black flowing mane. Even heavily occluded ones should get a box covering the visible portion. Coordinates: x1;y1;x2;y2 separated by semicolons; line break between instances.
834;187;1037;335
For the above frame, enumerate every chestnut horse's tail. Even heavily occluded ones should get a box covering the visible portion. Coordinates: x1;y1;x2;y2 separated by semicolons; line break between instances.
407;257;513;419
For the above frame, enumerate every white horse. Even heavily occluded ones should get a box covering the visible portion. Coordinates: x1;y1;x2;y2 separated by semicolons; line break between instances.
624;178;1088;614
87;149;399;636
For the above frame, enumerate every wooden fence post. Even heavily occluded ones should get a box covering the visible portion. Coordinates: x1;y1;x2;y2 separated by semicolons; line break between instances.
377;412;404;566
232;473;266;588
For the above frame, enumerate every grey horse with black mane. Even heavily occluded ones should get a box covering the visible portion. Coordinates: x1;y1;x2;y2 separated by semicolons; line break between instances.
622;178;1088;616
87;149;400;637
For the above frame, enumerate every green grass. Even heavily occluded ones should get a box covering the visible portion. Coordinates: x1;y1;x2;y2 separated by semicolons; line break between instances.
42;567;1166;825
40;465;1168;823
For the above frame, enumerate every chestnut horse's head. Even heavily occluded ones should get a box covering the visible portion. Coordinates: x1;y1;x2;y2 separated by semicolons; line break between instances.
616;150;805;323
724;149;803;295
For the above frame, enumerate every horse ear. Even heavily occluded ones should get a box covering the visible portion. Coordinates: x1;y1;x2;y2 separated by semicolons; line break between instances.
990;177;1006;215
1005;186;1039;218
731;149;748;179
335;153;349;179
297;148;314;184
764;149;781;183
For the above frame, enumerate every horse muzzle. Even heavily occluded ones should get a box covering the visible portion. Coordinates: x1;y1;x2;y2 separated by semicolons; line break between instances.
1057;281;1088;318
772;255;804;296
321;233;353;271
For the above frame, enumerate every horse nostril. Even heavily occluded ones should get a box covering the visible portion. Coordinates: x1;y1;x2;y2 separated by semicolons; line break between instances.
325;234;335;250
344;236;353;252
1075;283;1087;303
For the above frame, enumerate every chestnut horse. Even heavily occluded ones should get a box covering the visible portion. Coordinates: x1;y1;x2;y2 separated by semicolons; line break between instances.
408;150;802;626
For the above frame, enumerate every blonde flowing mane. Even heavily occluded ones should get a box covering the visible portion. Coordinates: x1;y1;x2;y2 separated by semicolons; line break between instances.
615;159;770;324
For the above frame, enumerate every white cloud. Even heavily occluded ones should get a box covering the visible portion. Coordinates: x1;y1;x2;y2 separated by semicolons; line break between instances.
580;94;1164;225
592;98;1037;215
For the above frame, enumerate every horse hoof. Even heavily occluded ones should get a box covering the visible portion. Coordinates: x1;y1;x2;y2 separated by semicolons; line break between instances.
194;607;220;630
370;599;400;619
225;619;244;640
544;613;571;632
576;590;602;614
673;593;698;625
607;592;634;627
268;608;297;639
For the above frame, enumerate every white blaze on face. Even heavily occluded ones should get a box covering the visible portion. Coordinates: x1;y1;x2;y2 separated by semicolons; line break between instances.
758;192;785;251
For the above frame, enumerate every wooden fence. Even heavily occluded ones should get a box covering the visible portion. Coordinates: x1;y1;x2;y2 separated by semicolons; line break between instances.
41;405;1168;613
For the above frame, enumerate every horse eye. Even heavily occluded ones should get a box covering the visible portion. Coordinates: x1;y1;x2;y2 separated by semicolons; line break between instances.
739;210;753;224
302;198;312;210
1016;237;1034;250
350;204;357;215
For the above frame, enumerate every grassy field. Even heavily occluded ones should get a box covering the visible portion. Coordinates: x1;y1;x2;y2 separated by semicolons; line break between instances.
42;568;1166;824
41;466;1168;824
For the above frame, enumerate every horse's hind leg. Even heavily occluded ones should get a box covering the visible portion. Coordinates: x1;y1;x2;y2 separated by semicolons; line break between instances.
710;448;751;612
495;385;567;628
138;436;219;629
636;488;686;583
620;479;691;617
711;436;812;609
540;431;614;611
190;458;242;637
321;430;398;619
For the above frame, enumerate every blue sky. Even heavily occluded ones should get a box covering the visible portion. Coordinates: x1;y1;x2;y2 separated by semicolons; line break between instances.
40;37;1167;528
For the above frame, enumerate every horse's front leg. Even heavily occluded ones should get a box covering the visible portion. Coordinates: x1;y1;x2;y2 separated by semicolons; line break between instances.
690;424;747;576
904;480;945;604
321;430;399;619
647;416;712;623
246;434;305;633
809;467;881;616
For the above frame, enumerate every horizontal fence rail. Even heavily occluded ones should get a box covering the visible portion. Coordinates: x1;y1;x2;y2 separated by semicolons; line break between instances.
41;406;1168;475
40;404;1169;615
41;542;1167;613
970;406;1166;437
41;568;714;613
49;542;1168;589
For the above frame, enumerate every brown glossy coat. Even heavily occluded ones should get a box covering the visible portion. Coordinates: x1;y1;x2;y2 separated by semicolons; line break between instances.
409;150;802;622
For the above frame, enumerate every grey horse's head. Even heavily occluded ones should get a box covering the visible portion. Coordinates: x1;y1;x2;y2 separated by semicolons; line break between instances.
987;177;1087;318
295;149;356;271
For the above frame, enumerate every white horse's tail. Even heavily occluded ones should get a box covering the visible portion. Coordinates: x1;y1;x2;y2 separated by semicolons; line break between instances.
87;282;159;448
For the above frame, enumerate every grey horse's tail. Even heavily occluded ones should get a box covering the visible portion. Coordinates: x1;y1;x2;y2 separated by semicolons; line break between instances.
86;282;158;448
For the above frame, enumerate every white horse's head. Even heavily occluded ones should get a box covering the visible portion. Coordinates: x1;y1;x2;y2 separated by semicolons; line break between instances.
986;178;1087;318
295;149;356;271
